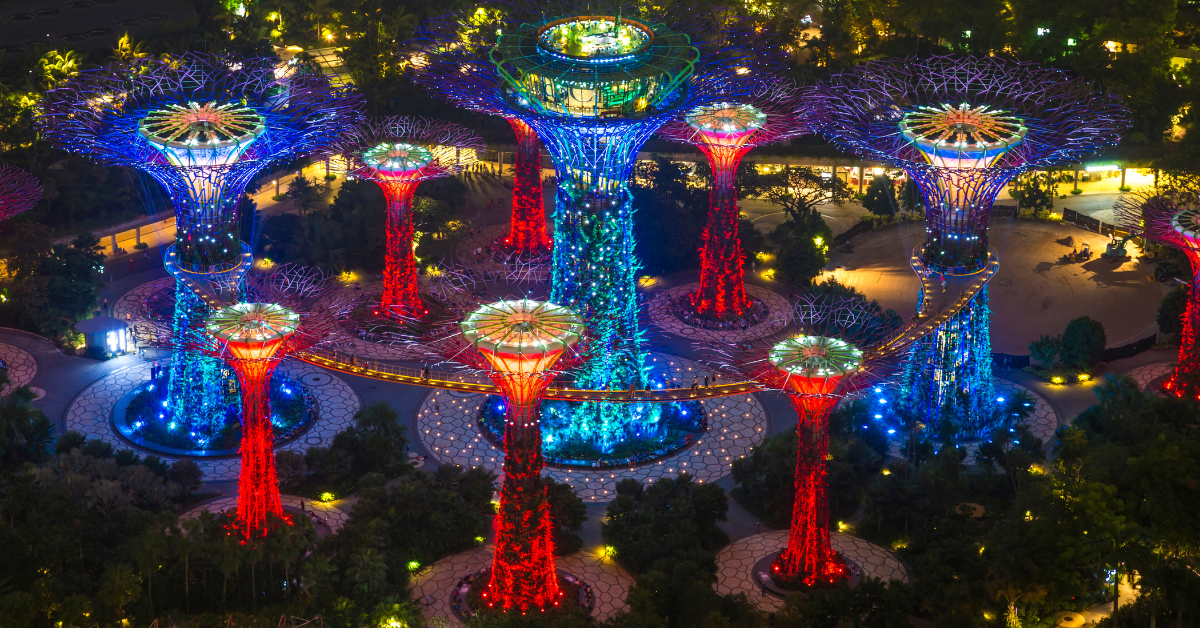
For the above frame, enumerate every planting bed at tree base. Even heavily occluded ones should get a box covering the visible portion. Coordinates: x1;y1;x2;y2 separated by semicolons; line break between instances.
453;567;595;619
670;293;770;331
755;550;862;595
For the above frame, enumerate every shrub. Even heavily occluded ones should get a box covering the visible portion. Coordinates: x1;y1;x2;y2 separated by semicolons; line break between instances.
1158;285;1188;338
1059;316;1106;370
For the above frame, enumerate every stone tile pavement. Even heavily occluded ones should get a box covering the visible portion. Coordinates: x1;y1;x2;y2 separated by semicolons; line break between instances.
0;341;38;394
64;359;361;481
179;494;349;532
1125;361;1174;393
715;530;909;612
415;354;768;502
410;545;633;626
886;378;1058;462
646;283;792;343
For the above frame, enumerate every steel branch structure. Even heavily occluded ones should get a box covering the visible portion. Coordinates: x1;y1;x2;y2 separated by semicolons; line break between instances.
325;116;483;319
0;165;42;220
657;80;811;320
1116;187;1200;398
412;2;778;452
140;266;358;537
704;293;904;588
809;56;1126;438
38;53;362;443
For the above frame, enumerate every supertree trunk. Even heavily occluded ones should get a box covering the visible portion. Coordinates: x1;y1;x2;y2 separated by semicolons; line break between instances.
689;144;752;317
502;119;550;254
488;372;559;611
772;394;847;586
1166;267;1200;398
377;180;425;319
230;357;285;538
166;286;237;439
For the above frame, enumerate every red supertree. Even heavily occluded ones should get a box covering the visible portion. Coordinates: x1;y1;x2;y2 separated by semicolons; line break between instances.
704;293;904;587
1116;185;1200;398
143;268;357;537
410;298;584;612
499;118;551;255
327;117;484;319
0;165;41;220
657;81;810;319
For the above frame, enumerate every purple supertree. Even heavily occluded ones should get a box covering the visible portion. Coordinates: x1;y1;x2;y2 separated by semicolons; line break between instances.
37;53;362;445
0;165;41;220
808;56;1127;438
1115;186;1200;398
703;293;905;588
657;80;812;323
411;2;781;453
325;116;485;320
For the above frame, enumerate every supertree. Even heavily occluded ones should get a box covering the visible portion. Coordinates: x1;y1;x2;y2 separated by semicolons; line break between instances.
413;4;776;451
500;117;551;255
325;116;484;319
0;165;42;220
1116;186;1200;398
704;293;904;588
656;80;811;322
38;53;361;445
142;267;358;537
807;56;1126;438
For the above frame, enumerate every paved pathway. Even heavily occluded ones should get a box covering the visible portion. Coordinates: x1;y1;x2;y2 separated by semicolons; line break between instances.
180;494;350;533
414;355;768;502
63;359;361;481
1126;361;1174;393
410;545;633;626
645;283;793;342
714;530;909;612
0;341;38;394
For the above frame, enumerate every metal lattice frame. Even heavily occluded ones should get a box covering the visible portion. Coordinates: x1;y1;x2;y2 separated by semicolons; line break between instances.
0;165;42;220
1116;186;1200;398
657;80;812;318
411;2;781;453
325;116;484;319
808;56;1127;436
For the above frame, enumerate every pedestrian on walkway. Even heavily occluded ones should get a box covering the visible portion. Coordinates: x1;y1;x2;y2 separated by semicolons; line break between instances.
103;297;109;314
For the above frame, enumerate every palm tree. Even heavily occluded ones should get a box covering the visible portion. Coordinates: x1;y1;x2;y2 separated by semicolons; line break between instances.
269;518;310;600
990;582;1048;628
38;50;80;90
215;533;241;610
113;33;149;64
305;0;333;42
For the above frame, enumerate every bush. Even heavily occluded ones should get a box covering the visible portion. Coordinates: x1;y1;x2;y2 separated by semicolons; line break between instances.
133;241;148;250
862;174;898;216
1029;334;1061;368
601;474;728;575
1070;188;1083;194
545;478;587;556
1059;316;1106;370
1158;285;1188;338
291;402;412;498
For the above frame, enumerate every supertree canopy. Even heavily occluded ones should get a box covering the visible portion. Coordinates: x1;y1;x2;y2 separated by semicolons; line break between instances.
413;3;774;452
142;267;358;537
38;53;362;444
459;299;584;612
704;292;904;588
0;165;42;220
326;116;483;319
809;56;1126;438
1116;187;1200;398
657;80;810;321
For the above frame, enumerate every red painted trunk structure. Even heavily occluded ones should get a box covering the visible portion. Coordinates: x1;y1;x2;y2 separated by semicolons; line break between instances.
501;119;550;254
229;354;287;537
690;143;753;317
772;372;849;587
487;370;561;611
374;174;425;319
1165;274;1200;398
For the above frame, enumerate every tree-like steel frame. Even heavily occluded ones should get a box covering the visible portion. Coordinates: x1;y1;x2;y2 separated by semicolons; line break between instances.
0;165;42;221
808;56;1126;437
657;80;811;321
325;116;484;320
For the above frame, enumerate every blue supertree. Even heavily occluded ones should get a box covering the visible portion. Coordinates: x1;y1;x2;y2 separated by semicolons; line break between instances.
808;56;1127;439
413;4;775;452
39;53;361;444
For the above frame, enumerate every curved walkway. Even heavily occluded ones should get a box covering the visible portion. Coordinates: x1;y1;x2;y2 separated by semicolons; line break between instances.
1126;361;1174;393
0;341;38;393
715;530;909;612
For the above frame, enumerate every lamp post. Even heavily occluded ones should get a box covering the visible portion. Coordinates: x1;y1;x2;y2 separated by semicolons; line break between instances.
460;299;583;612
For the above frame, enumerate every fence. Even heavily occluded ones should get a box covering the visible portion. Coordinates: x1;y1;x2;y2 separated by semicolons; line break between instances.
993;331;1158;371
1060;208;1136;242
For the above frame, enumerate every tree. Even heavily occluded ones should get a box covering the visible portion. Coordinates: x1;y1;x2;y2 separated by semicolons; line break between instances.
112;33;149;64
1059;316;1106;370
1158;285;1188;338
632;156;708;276
545;478;588;556
1028;334;1061;368
37;50;80;90
0;229;104;340
167;459;204;496
286;175;323;216
862;174;898;216
900;178;923;214
770;210;833;287
761;166;853;221
1012;171;1058;215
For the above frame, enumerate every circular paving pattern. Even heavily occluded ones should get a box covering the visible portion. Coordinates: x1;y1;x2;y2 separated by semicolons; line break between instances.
410;546;633;626
112;276;173;335
715;530;909;612
179;494;349;533
885;378;1058;462
65;359;361;481
416;355;769;502
1125;362;1175;393
0;342;38;394
646;283;791;342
